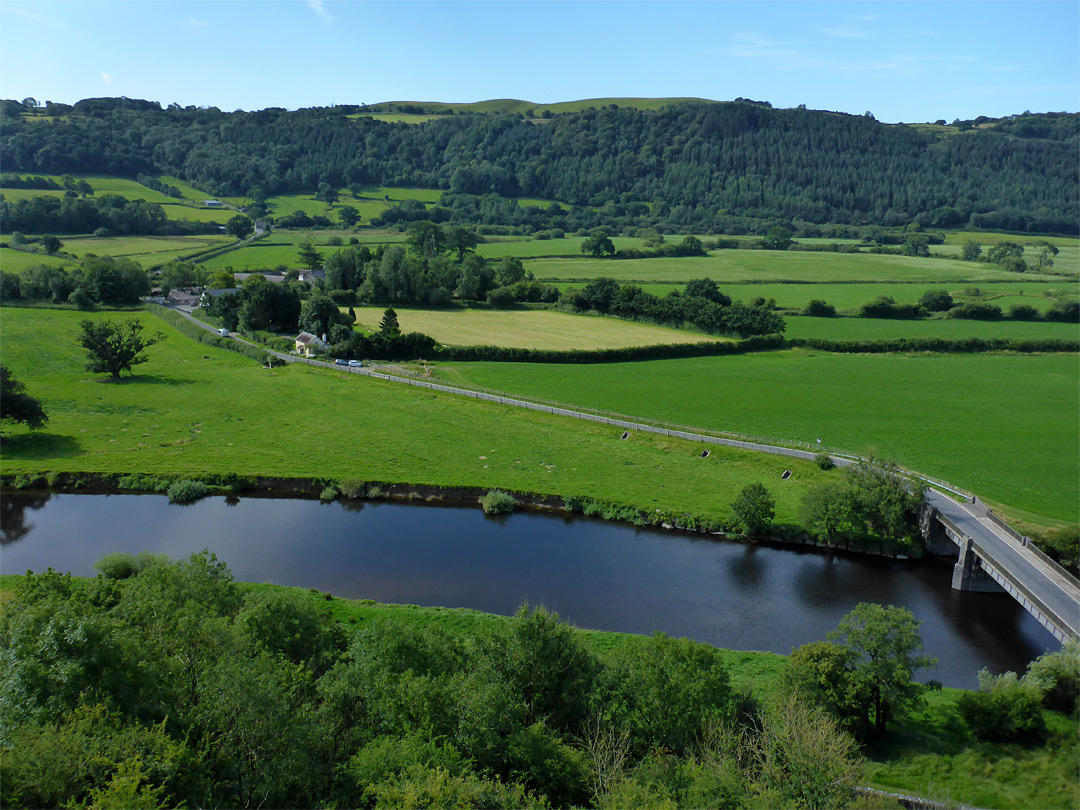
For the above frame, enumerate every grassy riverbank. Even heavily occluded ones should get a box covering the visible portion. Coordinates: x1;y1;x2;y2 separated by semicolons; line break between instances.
0;306;827;530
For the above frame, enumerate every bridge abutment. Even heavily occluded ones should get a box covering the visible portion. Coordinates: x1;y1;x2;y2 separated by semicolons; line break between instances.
920;505;958;557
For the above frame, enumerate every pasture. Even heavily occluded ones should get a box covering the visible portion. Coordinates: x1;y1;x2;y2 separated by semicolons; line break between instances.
525;251;1039;284
0;307;826;526
477;235;650;259
783;315;1080;341
0;248;73;272
435;351;1080;527
59;235;233;264
347;306;729;350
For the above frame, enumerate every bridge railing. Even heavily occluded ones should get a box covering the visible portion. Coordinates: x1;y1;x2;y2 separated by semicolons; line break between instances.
968;535;1077;641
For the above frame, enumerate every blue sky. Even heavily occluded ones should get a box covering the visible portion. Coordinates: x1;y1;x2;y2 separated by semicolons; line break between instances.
1;0;1076;123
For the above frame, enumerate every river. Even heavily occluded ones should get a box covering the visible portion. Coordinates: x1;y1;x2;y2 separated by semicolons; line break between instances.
0;491;1057;688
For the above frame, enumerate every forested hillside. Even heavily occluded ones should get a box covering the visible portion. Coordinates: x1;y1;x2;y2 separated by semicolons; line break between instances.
2;98;1076;234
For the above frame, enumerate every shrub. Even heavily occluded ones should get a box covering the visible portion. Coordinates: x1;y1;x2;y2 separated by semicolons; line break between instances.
859;296;922;319
802;299;837;317
957;670;1047;743
1023;639;1080;714
116;474;168;492
94;551;169;579
166;479;210;503
918;289;954;312
486;286;516;308
814;453;836;471
480;489;516;515
947;302;1003;321
339;478;369;498
320;485;339;501
1008;304;1040;321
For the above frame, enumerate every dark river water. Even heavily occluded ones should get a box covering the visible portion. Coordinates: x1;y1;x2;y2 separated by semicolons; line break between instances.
0;491;1057;688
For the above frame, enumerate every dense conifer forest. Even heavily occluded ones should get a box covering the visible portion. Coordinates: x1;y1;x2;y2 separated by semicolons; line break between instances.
1;98;1076;234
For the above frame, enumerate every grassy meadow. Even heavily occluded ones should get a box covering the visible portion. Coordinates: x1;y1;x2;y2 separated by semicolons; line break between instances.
0;307;829;527
434;352;1080;528
783;315;1080;341
0;248;73;272
526;251;1037;284
349;306;729;350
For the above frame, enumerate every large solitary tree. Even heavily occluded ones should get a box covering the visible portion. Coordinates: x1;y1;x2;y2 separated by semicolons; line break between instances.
226;214;254;240
0;366;48;431
77;319;164;381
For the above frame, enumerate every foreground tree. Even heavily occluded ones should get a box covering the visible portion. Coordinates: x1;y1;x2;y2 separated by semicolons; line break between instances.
77;318;164;381
0;366;48;431
827;602;937;736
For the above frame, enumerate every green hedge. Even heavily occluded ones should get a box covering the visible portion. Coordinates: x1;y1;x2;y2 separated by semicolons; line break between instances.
438;335;786;363
788;337;1079;354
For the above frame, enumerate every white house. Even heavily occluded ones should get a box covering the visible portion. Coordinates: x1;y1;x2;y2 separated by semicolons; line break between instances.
295;331;329;357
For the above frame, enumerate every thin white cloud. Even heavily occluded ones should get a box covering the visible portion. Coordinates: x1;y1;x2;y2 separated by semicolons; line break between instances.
820;24;872;40
2;5;58;25
101;72;113;85
722;34;980;79
186;17;207;28
305;0;333;23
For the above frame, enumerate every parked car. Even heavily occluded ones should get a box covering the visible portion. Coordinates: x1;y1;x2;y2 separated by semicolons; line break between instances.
334;358;348;365
348;360;363;367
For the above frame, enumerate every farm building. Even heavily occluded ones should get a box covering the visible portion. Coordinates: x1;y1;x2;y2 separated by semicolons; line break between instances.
203;199;224;208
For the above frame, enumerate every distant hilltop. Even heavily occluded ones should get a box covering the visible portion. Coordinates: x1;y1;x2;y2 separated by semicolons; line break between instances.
363;97;726;117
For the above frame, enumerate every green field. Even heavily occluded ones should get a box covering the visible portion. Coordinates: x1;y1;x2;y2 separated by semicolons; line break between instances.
346;113;444;124
0;187;68;202
367;97;713;116
349;306;729;350
477;235;650;259
784;315;1080;341
60;234;233;263
526;251;1038;284
434;352;1080;527
0;307;828;526
0;248;73;272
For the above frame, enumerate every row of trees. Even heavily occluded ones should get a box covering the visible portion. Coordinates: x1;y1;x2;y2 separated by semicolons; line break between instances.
3;99;1075;233
1;255;151;307
0;193;218;236
1;555;868;808
561;277;786;338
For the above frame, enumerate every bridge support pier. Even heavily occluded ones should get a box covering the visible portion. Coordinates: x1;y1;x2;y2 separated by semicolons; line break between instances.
952;537;1004;592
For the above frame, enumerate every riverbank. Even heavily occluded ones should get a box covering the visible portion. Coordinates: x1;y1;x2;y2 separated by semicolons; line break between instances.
0;470;925;559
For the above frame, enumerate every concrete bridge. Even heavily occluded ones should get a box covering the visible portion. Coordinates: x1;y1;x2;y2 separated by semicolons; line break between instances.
922;491;1080;643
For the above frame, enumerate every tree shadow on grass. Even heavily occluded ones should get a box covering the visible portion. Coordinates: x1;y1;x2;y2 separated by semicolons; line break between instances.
0;433;85;460
107;374;195;387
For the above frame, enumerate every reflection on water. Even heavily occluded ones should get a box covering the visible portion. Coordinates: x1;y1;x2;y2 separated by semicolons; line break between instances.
0;490;1058;688
1;491;51;545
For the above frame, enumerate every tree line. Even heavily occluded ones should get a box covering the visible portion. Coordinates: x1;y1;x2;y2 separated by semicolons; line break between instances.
2;98;1075;234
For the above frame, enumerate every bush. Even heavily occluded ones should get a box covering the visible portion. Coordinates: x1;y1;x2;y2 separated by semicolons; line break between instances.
480;489;516;515
94;551;169;579
947;302;1003;321
166;479;210;503
320;485;339;501
486;286;517;309
814;453;836;471
802;299;837;317
918;289;954;312
339;479;369;498
859;296;922;319
1023;639;1079;714
1008;304;1040;321
957;670;1047;743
